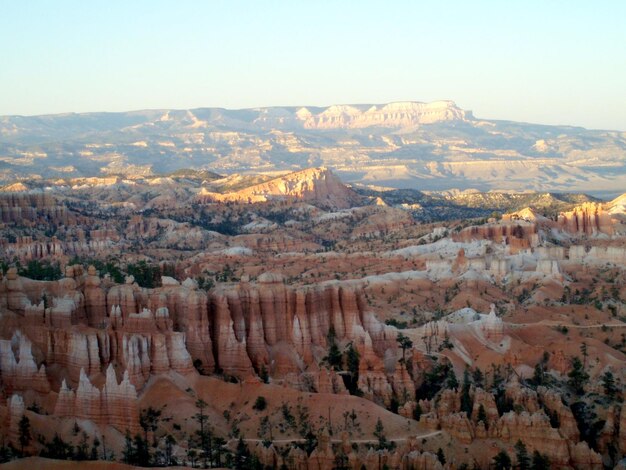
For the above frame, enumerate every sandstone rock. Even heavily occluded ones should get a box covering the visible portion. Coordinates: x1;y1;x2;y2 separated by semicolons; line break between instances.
307;429;335;470
537;386;579;441
567;441;603;469
440;412;474;444
6;394;25;447
482;303;504;342
84;266;107;327
199;168;361;209
472;387;499;426
558;202;614;236
493;411;570;465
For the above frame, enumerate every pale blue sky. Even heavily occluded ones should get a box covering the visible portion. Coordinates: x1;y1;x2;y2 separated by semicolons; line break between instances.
1;1;624;130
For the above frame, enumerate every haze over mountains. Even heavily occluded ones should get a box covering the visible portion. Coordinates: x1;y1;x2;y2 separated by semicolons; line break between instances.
1;100;625;195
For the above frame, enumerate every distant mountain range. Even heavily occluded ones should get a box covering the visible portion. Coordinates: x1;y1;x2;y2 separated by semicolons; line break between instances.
1;101;625;195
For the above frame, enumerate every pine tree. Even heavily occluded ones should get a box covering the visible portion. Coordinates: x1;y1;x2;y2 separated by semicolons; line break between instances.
580;342;588;368
472;367;484;388
493;450;512;470
212;436;226;467
234;437;250;470
396;333;413;362
326;326;342;370
601;370;617;398
477;404;488;429
567;357;589;395
460;368;473;417
532;362;545;386
259;364;269;383
515;440;530;470
436;448;446;465
18;415;31;456
139;406;163;446
445;367;459;390
133;434;151;466
374;418;389;450
413;402;423;421
491;364;504;392
164;434;176;466
531;450;551;470
90;437;100;460
122;430;135;464
346;342;361;395
194;399;211;468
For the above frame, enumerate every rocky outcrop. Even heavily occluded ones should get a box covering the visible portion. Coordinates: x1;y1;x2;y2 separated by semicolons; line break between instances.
493;411;570;465
300;101;470;129
453;222;539;253
198;167;361;209
569;245;626;265
6;394;26;448
558;202;614;236
482;304;504;342
0;331;50;394
54;365;140;433
0;193;70;225
537;386;580;441
567;441;603;470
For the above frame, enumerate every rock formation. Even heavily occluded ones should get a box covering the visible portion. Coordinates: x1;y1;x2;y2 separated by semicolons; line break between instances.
300;101;470;129
558;202;614;236
198;167;361;209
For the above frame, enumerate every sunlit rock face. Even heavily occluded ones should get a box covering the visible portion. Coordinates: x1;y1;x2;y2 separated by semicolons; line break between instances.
198;167;361;209
300;101;470;129
557;202;614;235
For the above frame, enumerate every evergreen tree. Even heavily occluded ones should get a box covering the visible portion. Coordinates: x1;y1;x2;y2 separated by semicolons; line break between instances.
194;399;212;467
515;440;530;470
374;418;389;450
460;368;473;417
234;437;250;470
436;448;446;465
531;450;550;470
493;450;512;470
346;342;361;395
259;364;269;384
90;437;100;460
75;432;89;460
477;404;488;429
396;333;413;362
187;448;198;468
139;406;164;446
18;415;31;455
491;364;504;392
122;431;136;464
212;436;227;467
601;370;617;398
413;402;423;421
325;326;342;370
567;357;589;395
580;342;588;368
334;449;350;470
532;362;546;386
164;434;176;466
42;434;74;460
472;367;484;388
445;367;459;390
133;434;151;466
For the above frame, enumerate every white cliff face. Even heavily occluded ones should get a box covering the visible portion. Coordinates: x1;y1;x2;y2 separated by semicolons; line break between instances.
300;101;470;129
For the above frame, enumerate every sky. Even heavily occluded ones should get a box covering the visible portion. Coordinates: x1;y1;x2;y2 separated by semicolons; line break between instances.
1;1;625;130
